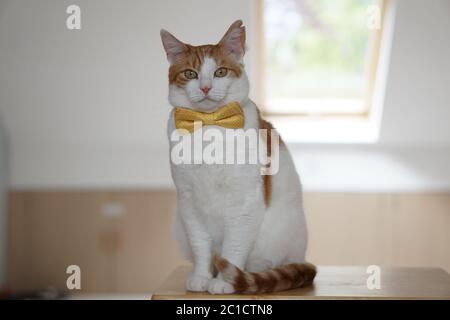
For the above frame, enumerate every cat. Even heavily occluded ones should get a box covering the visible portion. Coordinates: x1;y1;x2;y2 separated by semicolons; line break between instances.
161;20;316;294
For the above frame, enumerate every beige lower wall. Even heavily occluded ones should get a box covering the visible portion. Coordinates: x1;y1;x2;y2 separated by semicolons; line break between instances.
7;191;450;293
305;193;450;271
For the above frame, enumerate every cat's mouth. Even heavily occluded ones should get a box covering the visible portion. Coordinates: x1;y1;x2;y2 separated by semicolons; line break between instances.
189;91;226;105
205;96;221;102
194;96;224;103
204;94;227;103
189;96;227;111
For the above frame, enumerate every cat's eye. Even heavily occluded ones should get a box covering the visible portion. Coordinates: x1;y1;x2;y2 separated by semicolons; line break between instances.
183;69;198;79
214;67;228;78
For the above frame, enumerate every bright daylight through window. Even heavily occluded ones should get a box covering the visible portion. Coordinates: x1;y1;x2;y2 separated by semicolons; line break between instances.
262;0;385;118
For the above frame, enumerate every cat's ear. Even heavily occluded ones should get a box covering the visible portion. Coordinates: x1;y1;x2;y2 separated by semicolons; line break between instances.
218;20;246;61
160;29;187;64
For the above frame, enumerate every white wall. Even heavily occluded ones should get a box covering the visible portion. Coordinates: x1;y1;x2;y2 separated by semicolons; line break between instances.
378;0;450;146
0;0;256;189
0;0;449;191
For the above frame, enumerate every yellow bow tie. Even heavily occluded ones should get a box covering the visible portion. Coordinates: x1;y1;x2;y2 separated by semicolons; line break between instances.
174;102;244;133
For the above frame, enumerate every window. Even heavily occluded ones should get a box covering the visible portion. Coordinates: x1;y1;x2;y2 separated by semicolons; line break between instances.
259;0;387;119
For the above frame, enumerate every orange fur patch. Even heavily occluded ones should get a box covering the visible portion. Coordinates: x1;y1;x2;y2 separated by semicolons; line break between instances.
259;117;275;207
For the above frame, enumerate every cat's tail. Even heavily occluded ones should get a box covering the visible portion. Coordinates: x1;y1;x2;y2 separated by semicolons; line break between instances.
213;255;316;294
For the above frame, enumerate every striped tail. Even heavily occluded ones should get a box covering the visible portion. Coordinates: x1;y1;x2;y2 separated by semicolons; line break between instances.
214;255;317;294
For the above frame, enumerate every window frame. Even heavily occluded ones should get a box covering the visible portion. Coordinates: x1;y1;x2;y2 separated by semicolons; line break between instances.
255;0;388;120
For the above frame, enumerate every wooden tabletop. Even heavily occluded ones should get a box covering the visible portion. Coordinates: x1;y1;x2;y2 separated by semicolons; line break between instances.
151;265;450;300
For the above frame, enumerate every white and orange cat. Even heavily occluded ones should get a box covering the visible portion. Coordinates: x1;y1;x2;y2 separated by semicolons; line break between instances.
161;20;315;294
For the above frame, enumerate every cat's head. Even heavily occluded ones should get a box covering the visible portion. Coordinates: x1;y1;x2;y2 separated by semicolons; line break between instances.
160;20;249;112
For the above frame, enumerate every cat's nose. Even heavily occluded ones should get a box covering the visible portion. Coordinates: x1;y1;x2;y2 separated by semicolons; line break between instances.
201;86;211;95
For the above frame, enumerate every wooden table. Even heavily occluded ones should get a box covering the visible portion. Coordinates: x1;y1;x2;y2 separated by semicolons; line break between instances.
152;265;450;300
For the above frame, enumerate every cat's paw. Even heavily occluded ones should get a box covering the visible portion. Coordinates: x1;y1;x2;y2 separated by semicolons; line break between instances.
186;274;211;292
207;278;235;294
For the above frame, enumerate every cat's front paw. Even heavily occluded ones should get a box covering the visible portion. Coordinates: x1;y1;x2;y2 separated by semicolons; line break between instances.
207;278;235;294
186;274;211;292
